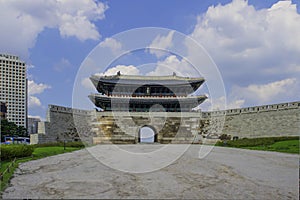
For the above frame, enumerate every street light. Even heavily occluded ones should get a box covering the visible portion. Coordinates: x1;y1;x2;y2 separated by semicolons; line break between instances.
64;134;66;150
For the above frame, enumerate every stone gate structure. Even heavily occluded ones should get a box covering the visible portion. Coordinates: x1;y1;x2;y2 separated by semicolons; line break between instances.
30;101;300;144
30;73;300;144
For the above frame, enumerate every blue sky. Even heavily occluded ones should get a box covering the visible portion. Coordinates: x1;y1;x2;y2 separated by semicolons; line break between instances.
0;0;299;119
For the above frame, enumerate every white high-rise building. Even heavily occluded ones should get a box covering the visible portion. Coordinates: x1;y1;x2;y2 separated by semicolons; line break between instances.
0;54;27;128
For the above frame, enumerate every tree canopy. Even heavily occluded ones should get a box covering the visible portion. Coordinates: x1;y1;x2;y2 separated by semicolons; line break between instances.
1;119;28;141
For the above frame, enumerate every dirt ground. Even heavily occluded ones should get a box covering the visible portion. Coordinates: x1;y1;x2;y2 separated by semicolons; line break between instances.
2;145;299;199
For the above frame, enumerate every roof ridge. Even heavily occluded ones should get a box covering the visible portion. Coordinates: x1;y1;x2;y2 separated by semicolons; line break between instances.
91;73;204;80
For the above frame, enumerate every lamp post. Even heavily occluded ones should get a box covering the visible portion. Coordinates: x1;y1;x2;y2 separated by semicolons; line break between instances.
64;134;66;150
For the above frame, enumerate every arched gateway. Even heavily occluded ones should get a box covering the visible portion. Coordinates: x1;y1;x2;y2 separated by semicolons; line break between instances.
139;126;157;143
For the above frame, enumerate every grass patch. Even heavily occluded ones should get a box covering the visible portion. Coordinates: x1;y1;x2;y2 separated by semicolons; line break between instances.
32;146;82;159
216;136;299;154
33;141;86;148
0;145;83;193
246;140;299;154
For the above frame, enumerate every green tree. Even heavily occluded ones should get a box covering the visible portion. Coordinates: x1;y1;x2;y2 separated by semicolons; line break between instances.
1;119;28;141
16;126;28;137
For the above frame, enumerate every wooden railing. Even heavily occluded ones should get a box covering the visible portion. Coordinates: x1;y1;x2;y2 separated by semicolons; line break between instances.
0;157;16;181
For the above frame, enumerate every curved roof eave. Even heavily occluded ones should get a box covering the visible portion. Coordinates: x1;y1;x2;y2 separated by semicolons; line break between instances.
91;74;204;81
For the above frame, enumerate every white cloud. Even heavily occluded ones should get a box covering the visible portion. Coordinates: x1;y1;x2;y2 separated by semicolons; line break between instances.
28;96;41;108
53;58;72;72
228;99;245;109
147;55;199;77
102;65;140;76
82;65;140;89
231;78;298;104
0;0;108;58
148;31;175;58
190;0;300;81
99;38;123;56
200;78;298;111
187;0;300;107
28;80;51;108
28;80;51;95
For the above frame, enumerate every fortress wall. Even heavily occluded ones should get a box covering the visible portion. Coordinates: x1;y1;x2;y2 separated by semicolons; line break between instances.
31;102;300;144
202;101;300;138
48;104;94;115
30;105;96;144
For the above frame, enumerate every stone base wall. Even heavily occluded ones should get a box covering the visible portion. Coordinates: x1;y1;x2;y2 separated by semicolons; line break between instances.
92;112;201;144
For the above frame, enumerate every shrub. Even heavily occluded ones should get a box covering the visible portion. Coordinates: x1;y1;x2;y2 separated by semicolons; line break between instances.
65;141;85;148
216;136;299;148
219;134;231;141
1;145;34;161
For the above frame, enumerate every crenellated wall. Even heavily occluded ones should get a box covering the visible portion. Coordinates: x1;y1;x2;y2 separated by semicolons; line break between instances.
201;101;300;139
202;101;299;117
30;101;300;144
30;105;97;144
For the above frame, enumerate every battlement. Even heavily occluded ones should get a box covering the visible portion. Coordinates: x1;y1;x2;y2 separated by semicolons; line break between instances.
49;101;300;118
202;101;300;117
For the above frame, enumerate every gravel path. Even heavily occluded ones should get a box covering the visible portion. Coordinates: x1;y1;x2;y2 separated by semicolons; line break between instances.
2;145;299;199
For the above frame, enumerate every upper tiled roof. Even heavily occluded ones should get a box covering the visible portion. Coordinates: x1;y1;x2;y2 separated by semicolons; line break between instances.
90;72;205;86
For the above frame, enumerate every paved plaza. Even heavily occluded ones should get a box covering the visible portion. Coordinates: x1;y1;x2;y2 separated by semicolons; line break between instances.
3;145;299;199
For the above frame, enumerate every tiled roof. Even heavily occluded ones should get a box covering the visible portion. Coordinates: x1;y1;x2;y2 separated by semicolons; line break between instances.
91;73;204;81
